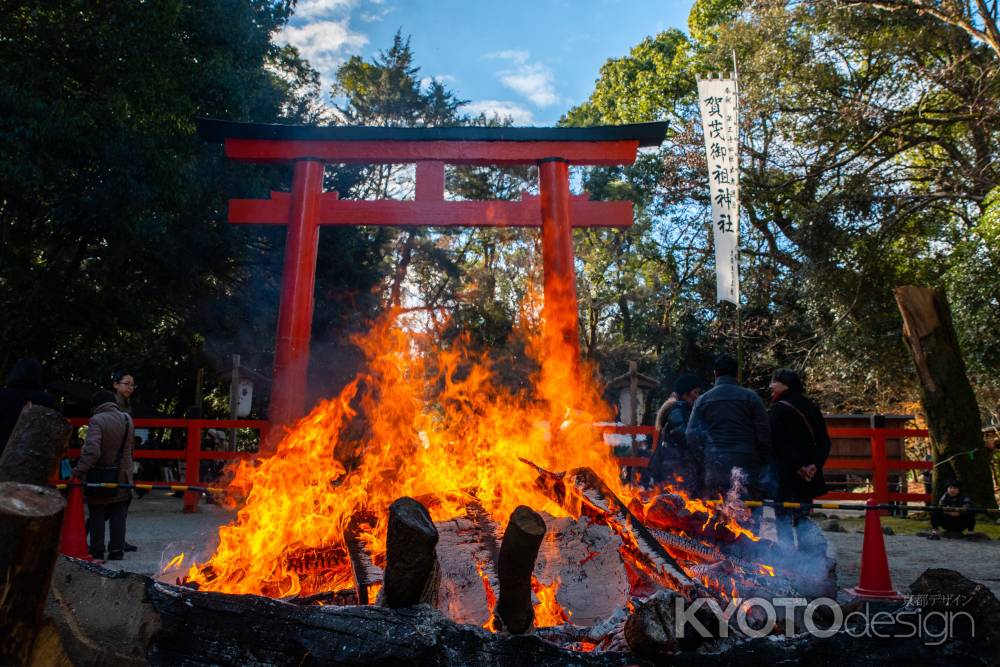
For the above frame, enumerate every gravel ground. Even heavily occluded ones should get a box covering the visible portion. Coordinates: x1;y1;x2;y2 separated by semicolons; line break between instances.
94;493;1000;597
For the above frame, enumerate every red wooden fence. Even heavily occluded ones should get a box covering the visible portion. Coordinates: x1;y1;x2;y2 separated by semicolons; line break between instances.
600;424;933;505
65;417;268;512
63;418;932;512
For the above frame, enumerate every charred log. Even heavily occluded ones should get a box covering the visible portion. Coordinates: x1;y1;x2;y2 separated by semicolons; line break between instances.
624;591;681;658
45;558;638;667
0;482;69;665
381;496;440;608
344;511;382;605
494;505;547;634
0;404;71;486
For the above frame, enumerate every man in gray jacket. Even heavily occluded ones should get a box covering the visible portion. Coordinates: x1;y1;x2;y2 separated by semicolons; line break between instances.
686;355;773;500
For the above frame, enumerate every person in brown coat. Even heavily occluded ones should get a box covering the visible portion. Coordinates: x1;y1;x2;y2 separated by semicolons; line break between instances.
71;390;134;561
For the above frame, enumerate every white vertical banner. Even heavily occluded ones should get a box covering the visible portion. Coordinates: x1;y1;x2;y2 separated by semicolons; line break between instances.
697;77;740;306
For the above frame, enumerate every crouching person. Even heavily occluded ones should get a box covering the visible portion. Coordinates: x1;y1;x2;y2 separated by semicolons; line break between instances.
929;479;975;539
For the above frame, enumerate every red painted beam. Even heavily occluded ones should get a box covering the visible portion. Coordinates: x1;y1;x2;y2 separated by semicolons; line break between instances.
224;138;640;166
229;194;633;228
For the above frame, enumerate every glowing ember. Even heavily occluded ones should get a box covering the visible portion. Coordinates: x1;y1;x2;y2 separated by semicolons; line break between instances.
476;561;497;629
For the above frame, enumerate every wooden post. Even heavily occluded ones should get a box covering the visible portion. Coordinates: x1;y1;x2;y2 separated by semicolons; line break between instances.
0;482;67;665
628;361;639;458
381;497;440;608
229;354;240;452
182;423;201;514
871;431;889;515
0;404;71;486
194;367;204;415
894;286;998;507
494;505;547;634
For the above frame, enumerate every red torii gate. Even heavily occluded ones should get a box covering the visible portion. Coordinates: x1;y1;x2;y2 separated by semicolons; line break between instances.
197;119;668;428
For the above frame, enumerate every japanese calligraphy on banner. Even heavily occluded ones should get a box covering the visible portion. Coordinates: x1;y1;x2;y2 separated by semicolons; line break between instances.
697;77;740;306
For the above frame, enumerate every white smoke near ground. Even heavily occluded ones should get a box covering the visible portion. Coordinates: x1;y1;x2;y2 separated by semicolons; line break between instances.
722;466;752;527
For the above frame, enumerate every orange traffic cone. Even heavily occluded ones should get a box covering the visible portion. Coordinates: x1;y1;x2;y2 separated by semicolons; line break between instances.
59;481;92;560
845;498;902;600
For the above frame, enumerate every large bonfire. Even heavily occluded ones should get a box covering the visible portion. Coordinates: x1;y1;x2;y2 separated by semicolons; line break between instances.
178;295;755;618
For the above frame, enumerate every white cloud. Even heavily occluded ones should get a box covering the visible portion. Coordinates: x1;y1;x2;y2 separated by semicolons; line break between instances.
463;100;536;125
499;64;559;107
276;19;368;87
484;49;530;65
293;0;356;19
360;6;392;22
483;50;560;107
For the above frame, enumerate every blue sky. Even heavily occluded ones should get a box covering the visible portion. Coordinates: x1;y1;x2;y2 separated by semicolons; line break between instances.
278;0;694;125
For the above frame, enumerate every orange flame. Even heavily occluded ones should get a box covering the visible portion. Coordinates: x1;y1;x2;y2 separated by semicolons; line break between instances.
532;576;571;627
176;295;760;606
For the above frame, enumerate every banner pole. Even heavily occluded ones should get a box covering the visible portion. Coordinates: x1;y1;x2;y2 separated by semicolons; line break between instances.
732;50;744;383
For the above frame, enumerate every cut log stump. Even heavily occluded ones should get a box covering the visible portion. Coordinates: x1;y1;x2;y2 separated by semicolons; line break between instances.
0;482;67;665
495;505;547;634
0;404;71;486
381;496;440;608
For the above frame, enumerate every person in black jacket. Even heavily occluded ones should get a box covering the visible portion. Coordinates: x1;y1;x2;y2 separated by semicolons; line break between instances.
688;355;773;499
768;368;831;553
644;373;703;494
928;480;975;539
0;359;58;455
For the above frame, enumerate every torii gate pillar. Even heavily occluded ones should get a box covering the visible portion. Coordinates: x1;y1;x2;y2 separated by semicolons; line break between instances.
538;158;579;359
270;159;324;426
198;119;668;429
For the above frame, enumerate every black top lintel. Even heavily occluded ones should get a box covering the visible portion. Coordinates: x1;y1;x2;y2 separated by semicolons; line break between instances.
196;118;669;148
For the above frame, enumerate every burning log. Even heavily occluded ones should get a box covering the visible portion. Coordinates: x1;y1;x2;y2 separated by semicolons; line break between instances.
525;461;697;596
0;482;69;665
446;496;502;625
381;496;440;608
345;511;382;604
494;505;547;634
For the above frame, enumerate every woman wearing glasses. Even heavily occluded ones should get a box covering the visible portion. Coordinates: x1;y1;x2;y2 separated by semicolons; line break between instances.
111;370;136;415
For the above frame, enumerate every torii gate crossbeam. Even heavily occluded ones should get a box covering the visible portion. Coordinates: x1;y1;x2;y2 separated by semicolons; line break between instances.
198;119;668;429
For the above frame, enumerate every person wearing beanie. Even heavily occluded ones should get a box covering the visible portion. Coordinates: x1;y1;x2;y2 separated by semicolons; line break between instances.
768;368;831;552
645;373;704;493
929;479;975;539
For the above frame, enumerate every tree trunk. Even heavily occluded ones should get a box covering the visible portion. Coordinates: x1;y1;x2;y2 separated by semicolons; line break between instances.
494;505;546;634
894;286;997;507
0;482;67;665
381;496;440;608
0;404;71;485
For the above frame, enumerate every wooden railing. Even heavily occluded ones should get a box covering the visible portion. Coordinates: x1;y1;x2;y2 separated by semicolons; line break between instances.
64;417;269;512
602;424;933;505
